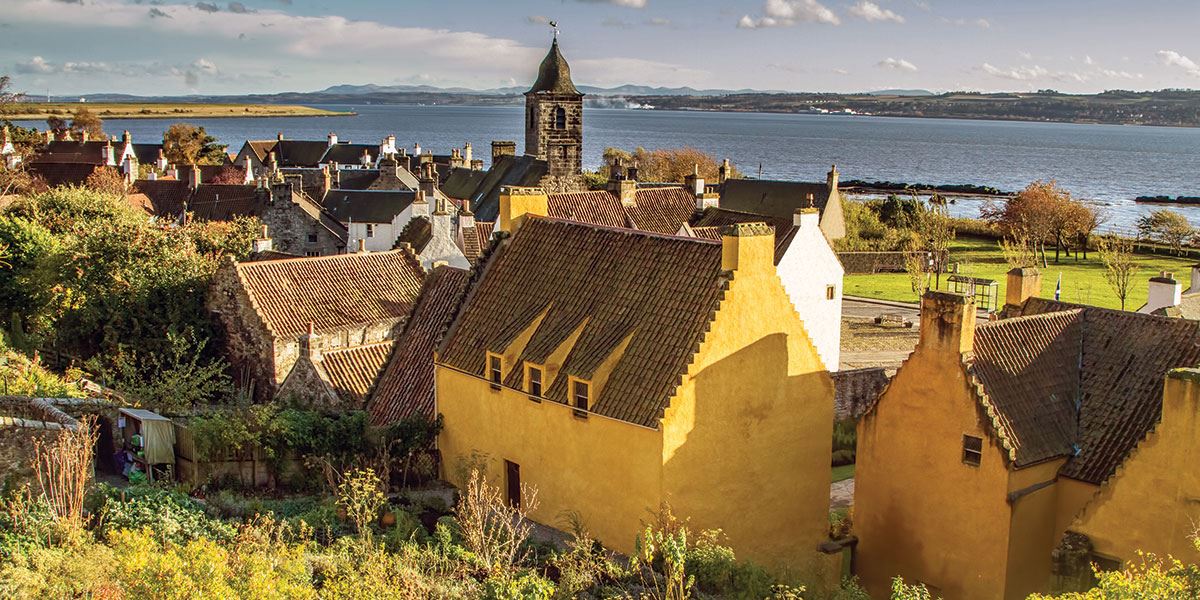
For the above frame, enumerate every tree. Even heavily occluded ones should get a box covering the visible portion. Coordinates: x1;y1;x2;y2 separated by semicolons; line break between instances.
69;107;103;140
1031;537;1200;598
0;75;24;104
1136;209;1194;255
162;123;228;166
911;193;954;288
1097;235;1140;311
983;181;1090;267
84;166;126;196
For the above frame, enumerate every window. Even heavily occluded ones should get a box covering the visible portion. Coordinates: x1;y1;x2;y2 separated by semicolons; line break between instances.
487;353;503;389
826;285;836;300
554;106;566;130
571;379;590;418
365;223;375;238
305;251;320;257
962;434;983;466
559;146;568;160
307;233;318;243
525;364;544;399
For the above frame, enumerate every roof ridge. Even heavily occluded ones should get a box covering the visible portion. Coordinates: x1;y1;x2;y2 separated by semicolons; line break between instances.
235;248;409;269
530;215;722;245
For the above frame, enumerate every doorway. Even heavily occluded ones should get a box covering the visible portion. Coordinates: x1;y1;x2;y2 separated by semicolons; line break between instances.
504;460;521;509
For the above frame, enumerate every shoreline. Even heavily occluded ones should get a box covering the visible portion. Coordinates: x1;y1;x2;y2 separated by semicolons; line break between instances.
1;103;355;121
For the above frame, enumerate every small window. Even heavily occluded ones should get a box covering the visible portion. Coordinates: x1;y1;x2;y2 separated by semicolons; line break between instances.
307;233;318;243
826;285;836;300
365;223;375;238
962;434;983;466
525;364;543;399
559;146;568;160
554;106;566;130
571;379;590;418
487;352;503;389
305;251;320;257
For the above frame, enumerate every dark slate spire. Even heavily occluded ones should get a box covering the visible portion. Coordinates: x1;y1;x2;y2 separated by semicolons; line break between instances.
528;39;581;95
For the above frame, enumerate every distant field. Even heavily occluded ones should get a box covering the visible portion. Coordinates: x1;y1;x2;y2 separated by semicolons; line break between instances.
0;103;353;120
844;236;1198;311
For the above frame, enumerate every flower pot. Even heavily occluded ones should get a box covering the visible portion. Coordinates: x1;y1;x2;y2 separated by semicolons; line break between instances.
380;510;396;528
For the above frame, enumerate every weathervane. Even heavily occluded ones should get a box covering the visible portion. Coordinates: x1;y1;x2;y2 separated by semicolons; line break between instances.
549;20;559;40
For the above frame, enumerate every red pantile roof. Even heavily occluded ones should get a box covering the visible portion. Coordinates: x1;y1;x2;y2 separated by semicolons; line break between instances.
690;206;798;263
459;221;494;265
439;217;729;428
546;187;698;235
233;248;426;340
368;266;471;425
321;341;395;405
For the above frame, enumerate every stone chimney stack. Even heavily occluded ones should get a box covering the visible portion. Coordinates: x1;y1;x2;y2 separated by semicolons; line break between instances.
1005;267;1042;309
606;157;638;205
252;224;273;254
299;322;320;361
122;154;137;184
464;142;472;164
459;200;475;230
470;159;484;171
156;149;168;172
357;238;367;253
327;132;338;147
411;190;430;218
719;158;731;184
414;142;422;157
277;132;284;142
721;222;774;273
491;140;516;165
243;155;255;185
188;164;201;191
1144;271;1182;314
919;291;977;355
360;148;372;167
419;162;437;198
1188;264;1200;295
320;164;333;197
827;164;840;191
794;206;820;230
101;140;115;166
498;186;549;235
268;151;279;176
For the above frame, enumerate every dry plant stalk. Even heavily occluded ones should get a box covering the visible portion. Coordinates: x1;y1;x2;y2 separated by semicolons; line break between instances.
32;415;97;529
455;468;539;571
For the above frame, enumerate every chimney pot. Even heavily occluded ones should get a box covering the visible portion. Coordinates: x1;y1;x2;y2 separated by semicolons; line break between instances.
358;238;367;253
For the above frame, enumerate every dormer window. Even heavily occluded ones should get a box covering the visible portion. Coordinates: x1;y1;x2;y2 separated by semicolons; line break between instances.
525;363;544;399
571;378;590;418
487;352;504;389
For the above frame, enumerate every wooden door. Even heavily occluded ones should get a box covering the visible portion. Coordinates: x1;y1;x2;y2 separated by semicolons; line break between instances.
505;460;521;509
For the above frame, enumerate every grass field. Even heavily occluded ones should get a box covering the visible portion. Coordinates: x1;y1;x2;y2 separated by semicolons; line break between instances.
0;103;353;120
845;236;1198;311
832;463;855;483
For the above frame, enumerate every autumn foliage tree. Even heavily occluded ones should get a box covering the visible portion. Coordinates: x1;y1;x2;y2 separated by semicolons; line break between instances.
162;123;228;166
982;180;1097;267
46;106;104;140
1136;209;1194;255
602;146;738;183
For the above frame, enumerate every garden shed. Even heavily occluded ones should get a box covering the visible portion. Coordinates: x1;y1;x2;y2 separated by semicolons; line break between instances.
118;407;175;482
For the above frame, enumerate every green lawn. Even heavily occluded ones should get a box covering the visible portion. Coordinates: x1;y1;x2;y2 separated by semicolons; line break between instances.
844;237;1197;311
832;463;855;483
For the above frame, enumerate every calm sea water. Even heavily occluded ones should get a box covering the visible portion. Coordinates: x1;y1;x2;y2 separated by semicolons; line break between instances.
16;105;1200;230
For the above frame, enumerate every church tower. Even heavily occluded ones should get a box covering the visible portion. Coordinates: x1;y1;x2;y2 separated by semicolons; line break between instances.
525;37;584;178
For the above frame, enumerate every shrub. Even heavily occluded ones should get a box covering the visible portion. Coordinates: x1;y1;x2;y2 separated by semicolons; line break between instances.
456;469;539;571
482;571;556;600
336;468;385;539
95;483;235;543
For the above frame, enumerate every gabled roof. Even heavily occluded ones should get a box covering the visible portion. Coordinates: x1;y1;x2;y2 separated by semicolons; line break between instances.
230;248;426;340
320;143;377;166
690;206;798;263
528;39;582;96
546;187;698;235
368;266;472;425
396;215;432;253
720;179;833;222
27;162;101;188
439;217;729;428
131;180;190;216
188;184;260;221
274;140;332;168
970;299;1200;483
320;341;395;406
441;168;488;200
322;189;416;224
459;155;549;222
459;221;495;266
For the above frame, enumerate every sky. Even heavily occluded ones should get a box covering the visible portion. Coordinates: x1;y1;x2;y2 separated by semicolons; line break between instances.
1;0;1199;96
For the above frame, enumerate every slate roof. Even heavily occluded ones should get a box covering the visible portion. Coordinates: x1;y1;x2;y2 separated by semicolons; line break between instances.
439;217;729;428
832;367;892;420
320;341;395;405
131;180;190;216
231;248;426;340
274;140;332;168
27;162;100;187
322;189;416;224
188;184;260;221
441;168;488;200
969;300;1200;483
321;143;377;166
457;155;548;222
396;216;432;252
368;266;472;425
720;179;833;221
547;187;698;235
690;206;798;263
528;39;582;95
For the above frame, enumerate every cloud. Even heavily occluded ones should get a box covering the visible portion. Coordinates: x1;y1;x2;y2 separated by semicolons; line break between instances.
1157;50;1200;77
878;57;917;71
849;1;904;23
148;7;171;18
646;17;671;26
942;16;990;29
1098;68;1141;80
1017;50;1032;60
1083;55;1094;66
192;58;218;74
527;15;551;25
53;0;82;3
911;0;930;11
974;18;990;29
738;0;840;29
601;17;633;28
15;56;55;74
195;2;218;12
980;62;1048;81
227;1;253;13
575;0;646;7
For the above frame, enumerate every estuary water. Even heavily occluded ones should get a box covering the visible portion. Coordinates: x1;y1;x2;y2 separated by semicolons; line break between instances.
15;104;1200;229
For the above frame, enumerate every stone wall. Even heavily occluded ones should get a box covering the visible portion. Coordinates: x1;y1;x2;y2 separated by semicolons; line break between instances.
831;367;891;420
525;92;583;178
260;184;344;257
837;250;942;274
0;426;60;488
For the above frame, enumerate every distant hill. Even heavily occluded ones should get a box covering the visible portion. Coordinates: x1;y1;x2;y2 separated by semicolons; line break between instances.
866;89;935;97
314;83;787;97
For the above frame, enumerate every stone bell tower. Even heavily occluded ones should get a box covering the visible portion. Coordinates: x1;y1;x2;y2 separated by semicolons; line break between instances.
525;35;584;179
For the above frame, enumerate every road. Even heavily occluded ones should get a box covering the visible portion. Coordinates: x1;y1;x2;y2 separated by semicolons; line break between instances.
842;296;921;322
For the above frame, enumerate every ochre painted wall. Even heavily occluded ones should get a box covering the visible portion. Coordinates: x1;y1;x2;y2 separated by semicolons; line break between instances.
661;240;834;579
855;333;1016;599
1004;459;1066;599
1069;370;1200;565
436;365;664;556
1054;478;1098;536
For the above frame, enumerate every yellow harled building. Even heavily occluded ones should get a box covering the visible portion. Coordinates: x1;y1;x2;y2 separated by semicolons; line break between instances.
435;187;836;577
854;274;1200;599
